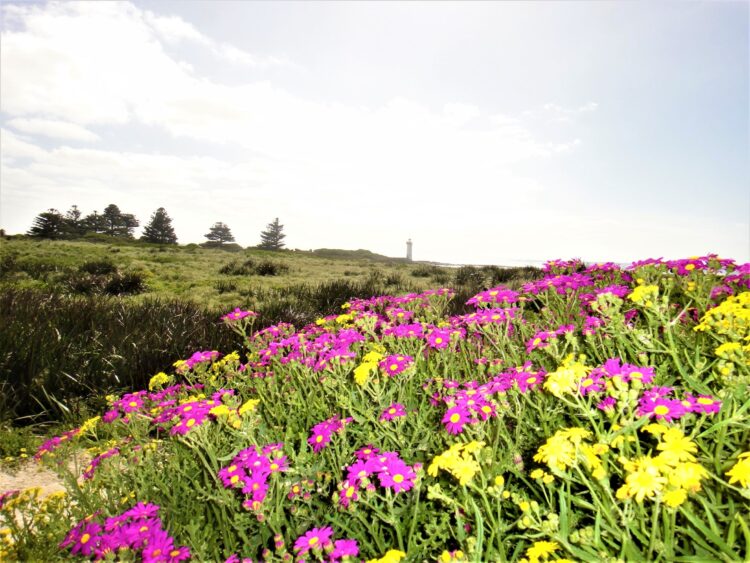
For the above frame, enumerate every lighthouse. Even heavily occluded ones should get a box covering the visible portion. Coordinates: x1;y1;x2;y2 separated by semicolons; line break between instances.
406;238;413;262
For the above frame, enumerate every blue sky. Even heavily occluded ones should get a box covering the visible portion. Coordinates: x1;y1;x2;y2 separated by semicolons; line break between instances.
1;1;748;264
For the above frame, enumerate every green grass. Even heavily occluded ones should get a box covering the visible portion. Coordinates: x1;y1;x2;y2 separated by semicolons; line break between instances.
0;237;542;425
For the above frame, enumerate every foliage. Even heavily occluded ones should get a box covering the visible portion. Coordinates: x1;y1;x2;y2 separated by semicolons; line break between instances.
204;222;235;246
0;289;242;423
141;207;178;244
27;209;66;239
258;217;286;251
2;254;749;562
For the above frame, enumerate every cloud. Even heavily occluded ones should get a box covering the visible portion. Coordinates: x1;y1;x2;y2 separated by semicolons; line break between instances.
6;118;100;142
1;1;639;263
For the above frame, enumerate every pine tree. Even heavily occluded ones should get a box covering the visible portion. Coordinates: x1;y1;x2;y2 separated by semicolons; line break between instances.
28;209;65;239
63;205;86;237
258;217;286;251
204;222;235;246
141;207;178;244
102;204;139;238
82;211;108;234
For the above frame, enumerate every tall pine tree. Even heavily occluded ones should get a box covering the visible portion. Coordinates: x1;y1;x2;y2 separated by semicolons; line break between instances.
258;217;286;251
141;207;177;244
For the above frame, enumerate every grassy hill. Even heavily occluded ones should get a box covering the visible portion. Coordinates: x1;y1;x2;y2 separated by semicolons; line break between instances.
0;238;444;309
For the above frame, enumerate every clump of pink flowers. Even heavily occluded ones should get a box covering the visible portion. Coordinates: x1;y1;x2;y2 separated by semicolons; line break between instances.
60;503;190;561
336;448;419;509
307;415;352;453
218;443;288;512
293;526;359;561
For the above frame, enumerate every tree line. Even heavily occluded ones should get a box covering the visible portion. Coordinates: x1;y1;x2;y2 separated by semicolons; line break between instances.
27;205;287;250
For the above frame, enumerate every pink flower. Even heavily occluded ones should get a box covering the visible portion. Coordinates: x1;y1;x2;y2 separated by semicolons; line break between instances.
378;355;414;376
379;458;416;493
294;527;334;555
221;308;258;322
442;405;470;434
427;328;452;349
332;539;359;559
637;397;688;422
380;403;407;422
685;394;722;415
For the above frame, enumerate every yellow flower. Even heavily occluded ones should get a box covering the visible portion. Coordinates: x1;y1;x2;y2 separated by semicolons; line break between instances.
643;423;668;436
367;549;406;563
238;399;260;416
354;362;376;386
494;475;505;487
148;372;172;391
725;453;750;488
534;432;576;472
530;469;544;479
78;416;100;436
668;462;707;492
561;427;591;444
543;356;590;398
663;488;687;508
628;285;659;308
429;442;484;485
525;540;559;562
209;405;231;417
695;292;750;338
656;428;697;464
519;500;531;512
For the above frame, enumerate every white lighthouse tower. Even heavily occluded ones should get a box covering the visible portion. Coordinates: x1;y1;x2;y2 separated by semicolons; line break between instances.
406;238;413;262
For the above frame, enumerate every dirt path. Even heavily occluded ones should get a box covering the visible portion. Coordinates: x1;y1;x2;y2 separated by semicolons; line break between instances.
0;461;67;497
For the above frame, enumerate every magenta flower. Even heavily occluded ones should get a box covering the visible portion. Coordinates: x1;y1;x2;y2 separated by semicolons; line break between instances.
293;526;334;554
427;328;452;349
378;354;414;376
353;445;379;460
332;539;359;559
686;394;722;415
307;416;348;453
596;396;617;413
637;397;688;422
515;371;544;393
379;458;416;492
442;405;470;434
221;308;258;322
380;403;407;422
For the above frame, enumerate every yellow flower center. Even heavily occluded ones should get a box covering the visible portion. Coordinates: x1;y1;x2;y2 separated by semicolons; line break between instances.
186;418;196;427
393;474;404;483
309;537;319;547
80;533;90;544
450;413;461;423
654;405;669;415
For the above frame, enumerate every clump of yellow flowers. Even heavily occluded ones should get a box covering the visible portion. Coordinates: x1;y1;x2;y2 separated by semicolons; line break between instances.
533;427;609;480
428;441;485;486
353;347;385;386
616;425;706;507
543;354;591;398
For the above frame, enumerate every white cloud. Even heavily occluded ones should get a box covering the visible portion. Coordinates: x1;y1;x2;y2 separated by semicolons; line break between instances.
6;118;100;142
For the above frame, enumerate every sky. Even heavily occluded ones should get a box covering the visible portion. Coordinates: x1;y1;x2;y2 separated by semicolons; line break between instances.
1;1;748;265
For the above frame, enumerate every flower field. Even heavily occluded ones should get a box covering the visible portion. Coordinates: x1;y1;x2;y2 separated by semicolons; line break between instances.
2;255;749;562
